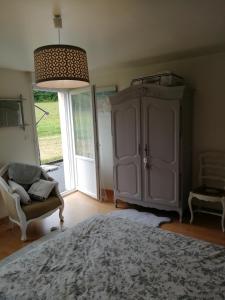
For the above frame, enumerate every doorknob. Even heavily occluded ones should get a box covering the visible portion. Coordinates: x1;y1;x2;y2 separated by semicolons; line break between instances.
144;144;150;169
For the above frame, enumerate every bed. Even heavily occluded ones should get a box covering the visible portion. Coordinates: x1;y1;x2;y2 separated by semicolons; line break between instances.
0;215;225;299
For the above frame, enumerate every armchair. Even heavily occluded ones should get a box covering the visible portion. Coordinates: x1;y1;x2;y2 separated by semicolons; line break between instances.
0;163;64;241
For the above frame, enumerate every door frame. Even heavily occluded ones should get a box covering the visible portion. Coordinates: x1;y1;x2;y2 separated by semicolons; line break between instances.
69;85;100;200
58;91;77;195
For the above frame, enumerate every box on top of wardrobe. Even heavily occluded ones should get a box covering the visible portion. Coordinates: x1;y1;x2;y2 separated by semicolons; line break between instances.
110;85;193;107
131;72;184;86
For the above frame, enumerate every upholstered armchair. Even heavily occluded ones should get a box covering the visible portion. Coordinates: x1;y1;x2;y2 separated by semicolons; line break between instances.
0;163;64;241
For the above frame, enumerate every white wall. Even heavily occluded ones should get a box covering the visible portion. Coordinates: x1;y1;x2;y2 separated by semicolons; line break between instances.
97;109;113;190
90;52;225;189
0;68;38;218
0;52;224;215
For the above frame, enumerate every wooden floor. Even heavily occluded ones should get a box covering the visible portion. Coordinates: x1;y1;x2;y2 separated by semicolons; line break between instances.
0;191;225;260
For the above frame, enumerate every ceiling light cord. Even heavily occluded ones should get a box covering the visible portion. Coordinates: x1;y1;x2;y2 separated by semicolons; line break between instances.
58;28;61;44
54;14;62;44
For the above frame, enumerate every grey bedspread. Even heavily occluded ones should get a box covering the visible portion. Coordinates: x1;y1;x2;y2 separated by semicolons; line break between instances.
0;215;225;300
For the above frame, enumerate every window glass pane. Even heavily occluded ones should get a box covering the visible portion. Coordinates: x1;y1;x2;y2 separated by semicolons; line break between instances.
72;92;94;158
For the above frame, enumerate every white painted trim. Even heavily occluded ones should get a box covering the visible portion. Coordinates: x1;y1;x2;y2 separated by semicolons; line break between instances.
76;189;97;199
95;86;117;93
67;91;77;189
61;188;77;197
91;85;100;200
58;91;77;191
30;82;41;165
75;155;95;162
69;86;100;199
0;164;9;176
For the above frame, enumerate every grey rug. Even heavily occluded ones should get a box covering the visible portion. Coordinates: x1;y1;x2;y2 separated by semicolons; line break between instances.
108;209;171;227
1;215;225;299
0;210;169;268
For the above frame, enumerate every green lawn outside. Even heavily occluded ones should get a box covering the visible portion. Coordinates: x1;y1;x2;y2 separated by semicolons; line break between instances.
35;101;63;163
35;102;61;138
34;100;94;163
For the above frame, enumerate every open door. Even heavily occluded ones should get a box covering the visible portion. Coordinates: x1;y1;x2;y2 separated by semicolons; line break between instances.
70;87;100;199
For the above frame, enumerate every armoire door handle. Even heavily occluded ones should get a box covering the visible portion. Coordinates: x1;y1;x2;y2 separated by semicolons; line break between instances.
143;157;149;169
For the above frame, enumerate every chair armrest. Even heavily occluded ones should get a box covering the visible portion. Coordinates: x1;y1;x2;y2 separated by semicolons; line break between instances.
51;184;64;206
0;188;22;222
40;169;64;206
41;169;54;181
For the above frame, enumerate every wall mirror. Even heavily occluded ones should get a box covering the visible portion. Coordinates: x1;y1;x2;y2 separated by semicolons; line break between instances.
0;99;25;128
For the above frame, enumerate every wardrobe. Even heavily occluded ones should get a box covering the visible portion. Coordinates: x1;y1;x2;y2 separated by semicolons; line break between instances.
110;84;193;221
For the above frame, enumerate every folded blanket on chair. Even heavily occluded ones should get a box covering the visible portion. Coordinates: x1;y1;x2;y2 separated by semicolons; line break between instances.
8;163;42;186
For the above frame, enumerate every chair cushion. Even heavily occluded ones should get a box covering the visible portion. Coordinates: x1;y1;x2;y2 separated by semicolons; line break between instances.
21;196;61;220
28;179;56;201
192;186;225;197
8;180;31;204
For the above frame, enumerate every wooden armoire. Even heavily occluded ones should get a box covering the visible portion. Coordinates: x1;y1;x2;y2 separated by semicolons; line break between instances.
110;84;193;221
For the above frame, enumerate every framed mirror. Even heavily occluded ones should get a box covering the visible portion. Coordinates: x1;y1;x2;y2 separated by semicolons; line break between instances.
0;99;25;128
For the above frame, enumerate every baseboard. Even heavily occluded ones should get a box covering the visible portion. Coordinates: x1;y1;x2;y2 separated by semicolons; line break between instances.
101;189;114;202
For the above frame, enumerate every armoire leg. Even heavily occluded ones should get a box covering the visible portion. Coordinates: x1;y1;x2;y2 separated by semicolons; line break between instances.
179;210;183;223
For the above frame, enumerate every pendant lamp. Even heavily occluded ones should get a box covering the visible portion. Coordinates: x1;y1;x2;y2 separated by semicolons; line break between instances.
34;15;89;89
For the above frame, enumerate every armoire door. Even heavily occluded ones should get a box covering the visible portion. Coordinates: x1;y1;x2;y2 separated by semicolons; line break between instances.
142;97;180;207
112;98;141;201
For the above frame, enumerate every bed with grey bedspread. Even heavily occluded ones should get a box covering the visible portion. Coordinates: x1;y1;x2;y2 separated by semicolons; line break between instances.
0;215;225;300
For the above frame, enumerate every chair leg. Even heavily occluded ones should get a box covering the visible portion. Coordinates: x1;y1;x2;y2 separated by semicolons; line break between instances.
59;206;64;223
221;198;225;233
188;194;194;224
9;220;15;230
20;222;27;241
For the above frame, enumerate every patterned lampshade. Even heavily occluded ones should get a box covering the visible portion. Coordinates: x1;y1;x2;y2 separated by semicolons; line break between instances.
34;44;89;89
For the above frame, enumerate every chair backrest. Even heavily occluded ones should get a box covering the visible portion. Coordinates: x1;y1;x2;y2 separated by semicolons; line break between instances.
0;164;9;181
8;162;42;185
199;152;225;190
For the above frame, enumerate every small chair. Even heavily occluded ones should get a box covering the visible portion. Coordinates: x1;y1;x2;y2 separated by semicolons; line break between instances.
0;163;64;241
188;152;225;232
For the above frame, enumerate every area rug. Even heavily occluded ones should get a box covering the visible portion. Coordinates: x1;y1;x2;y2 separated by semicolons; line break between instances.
0;227;66;268
108;209;171;227
1;215;225;299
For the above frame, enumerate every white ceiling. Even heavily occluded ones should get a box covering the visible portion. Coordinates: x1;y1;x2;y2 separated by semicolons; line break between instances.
0;0;225;72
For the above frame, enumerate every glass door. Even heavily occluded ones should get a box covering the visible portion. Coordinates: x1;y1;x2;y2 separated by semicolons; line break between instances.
70;87;100;199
